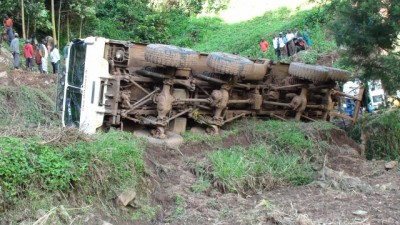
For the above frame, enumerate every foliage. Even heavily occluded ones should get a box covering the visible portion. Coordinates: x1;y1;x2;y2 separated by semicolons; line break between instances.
0;138;74;201
321;0;400;93
149;0;231;15
182;7;336;60
0;130;146;207
168;14;223;47
95;0;171;43
348;109;400;160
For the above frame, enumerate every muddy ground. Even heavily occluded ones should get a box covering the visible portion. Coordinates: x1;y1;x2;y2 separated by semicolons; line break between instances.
145;130;400;225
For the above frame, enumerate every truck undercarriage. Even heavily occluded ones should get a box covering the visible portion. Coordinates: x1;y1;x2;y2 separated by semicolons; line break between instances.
61;38;362;138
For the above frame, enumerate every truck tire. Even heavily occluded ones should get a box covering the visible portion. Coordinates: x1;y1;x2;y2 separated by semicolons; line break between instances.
324;66;351;82
207;52;254;77
288;62;329;82
145;44;199;68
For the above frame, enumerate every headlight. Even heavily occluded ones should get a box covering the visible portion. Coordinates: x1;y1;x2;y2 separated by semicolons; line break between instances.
115;49;125;61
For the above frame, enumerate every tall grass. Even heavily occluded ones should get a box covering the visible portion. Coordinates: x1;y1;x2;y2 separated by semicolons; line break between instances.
0;86;58;126
209;144;313;193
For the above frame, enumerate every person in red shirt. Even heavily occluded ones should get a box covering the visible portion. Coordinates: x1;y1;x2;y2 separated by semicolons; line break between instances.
3;15;13;28
34;44;43;73
3;15;14;45
24;39;34;71
259;38;269;53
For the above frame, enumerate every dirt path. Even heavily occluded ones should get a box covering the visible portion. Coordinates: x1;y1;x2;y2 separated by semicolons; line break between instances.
145;132;400;225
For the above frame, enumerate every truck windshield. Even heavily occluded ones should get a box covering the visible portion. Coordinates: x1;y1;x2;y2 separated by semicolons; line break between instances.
63;40;86;127
64;86;82;127
67;40;86;87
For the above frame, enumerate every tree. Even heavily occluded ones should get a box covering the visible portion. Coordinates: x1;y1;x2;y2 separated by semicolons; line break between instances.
69;0;96;38
323;0;400;93
21;0;26;39
51;0;57;44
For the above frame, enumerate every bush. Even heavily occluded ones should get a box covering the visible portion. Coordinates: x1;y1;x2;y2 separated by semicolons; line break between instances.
0;130;145;206
348;109;400;160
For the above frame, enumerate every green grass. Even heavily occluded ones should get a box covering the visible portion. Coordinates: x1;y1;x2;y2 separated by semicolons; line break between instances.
167;194;187;222
0;86;58;126
0;130;146;213
191;176;211;193
253;120;314;153
189;119;340;193
209;144;313;193
182;124;239;144
169;7;337;62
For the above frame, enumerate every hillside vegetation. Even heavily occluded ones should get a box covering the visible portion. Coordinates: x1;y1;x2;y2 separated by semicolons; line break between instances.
169;7;336;62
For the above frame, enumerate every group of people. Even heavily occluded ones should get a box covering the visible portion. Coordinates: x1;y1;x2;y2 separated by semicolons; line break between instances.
259;27;312;60
4;15;62;74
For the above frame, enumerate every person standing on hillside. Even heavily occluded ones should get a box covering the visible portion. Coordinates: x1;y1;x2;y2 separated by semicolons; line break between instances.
40;39;49;74
273;33;285;60
285;29;296;56
259;38;269;54
303;26;312;47
50;45;60;74
10;33;20;69
23;39;34;71
34;44;43;73
3;15;14;45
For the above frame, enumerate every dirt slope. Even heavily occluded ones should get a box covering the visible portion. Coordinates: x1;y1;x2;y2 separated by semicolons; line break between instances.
146;130;400;225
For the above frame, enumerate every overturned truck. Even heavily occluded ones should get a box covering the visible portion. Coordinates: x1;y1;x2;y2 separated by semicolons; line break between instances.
60;37;357;138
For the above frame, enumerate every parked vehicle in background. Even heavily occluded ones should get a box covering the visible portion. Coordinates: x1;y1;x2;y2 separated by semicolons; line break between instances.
368;80;385;110
342;79;385;115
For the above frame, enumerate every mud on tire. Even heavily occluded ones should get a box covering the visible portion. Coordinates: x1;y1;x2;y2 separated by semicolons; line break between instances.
289;62;329;82
145;44;199;68
207;52;254;77
324;66;351;82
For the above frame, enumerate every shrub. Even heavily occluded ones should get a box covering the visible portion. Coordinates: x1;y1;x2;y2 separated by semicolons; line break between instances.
348;109;400;160
0;130;145;206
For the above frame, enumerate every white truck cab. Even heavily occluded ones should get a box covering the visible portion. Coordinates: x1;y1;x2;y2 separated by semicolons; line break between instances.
61;37;110;134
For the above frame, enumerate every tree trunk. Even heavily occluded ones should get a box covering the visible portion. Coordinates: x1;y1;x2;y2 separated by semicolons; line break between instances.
21;0;26;39
51;0;57;45
67;13;70;42
27;14;29;38
79;16;83;38
57;0;62;46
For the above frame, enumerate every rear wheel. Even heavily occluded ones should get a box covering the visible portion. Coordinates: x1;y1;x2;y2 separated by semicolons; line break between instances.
207;52;254;77
289;62;329;82
145;44;199;68
324;66;351;82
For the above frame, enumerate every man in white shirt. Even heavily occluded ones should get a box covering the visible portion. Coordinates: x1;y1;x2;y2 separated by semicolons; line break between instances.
286;29;296;56
39;39;49;74
273;32;286;60
50;45;60;74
